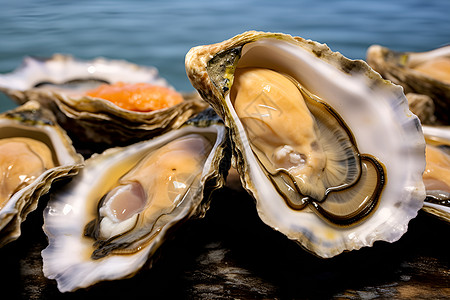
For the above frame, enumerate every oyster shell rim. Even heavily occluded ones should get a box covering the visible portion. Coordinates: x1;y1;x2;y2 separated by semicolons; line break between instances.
0;101;84;247
421;124;450;223
41;119;230;292
0;54;210;147
366;44;450;124
185;30;427;258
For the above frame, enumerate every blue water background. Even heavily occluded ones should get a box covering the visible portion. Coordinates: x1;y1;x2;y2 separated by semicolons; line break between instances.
1;0;449;111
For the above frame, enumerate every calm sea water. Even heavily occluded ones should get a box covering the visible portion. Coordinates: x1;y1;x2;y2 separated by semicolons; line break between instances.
0;0;449;111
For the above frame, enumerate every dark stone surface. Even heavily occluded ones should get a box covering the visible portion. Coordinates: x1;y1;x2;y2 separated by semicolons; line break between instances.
1;184;449;299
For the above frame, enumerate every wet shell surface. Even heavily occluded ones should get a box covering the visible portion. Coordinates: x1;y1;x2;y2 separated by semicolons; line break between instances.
41;111;230;292
0;101;83;247
422;125;450;222
186;31;426;258
0;54;208;151
366;45;450;125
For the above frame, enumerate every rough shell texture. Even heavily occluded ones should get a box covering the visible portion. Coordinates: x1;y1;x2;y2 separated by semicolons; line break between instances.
42;111;231;292
0;54;209;153
185;31;426;258
366;45;450;125
0;101;83;247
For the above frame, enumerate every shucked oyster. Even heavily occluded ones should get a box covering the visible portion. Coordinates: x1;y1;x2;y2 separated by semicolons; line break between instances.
421;125;450;222
366;45;450;125
186;31;426;258
0;54;208;153
42;110;230;292
0;101;83;247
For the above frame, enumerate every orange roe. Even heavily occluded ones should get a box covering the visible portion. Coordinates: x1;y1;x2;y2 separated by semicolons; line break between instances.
85;82;183;112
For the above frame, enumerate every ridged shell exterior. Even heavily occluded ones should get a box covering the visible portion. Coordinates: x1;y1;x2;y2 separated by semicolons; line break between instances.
366;45;450;125
186;31;426;258
42;111;230;292
0;101;83;247
0;54;208;152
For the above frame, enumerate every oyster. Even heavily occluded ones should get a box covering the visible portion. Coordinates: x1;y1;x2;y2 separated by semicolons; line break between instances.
421;125;450;222
41;109;230;292
0;101;83;247
0;54;208;153
186;31;426;258
366;45;450;125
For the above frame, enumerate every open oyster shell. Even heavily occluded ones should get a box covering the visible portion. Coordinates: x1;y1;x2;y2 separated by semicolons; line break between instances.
366;45;450;125
0;101;83;247
421;125;450;223
186;31;426;258
42;109;231;292
0;54;209;153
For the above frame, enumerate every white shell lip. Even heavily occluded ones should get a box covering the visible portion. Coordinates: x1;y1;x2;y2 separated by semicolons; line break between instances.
41;123;228;292
422;125;450;142
186;31;427;258
409;46;450;68
0;54;170;91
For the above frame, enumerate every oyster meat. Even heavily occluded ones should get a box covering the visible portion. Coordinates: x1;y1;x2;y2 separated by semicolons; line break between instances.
421;125;450;222
0;101;83;247
366;45;450;125
186;31;426;258
0;54;208;152
42;110;230;292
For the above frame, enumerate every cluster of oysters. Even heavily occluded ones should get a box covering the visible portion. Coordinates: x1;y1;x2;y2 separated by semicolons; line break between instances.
0;31;448;292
